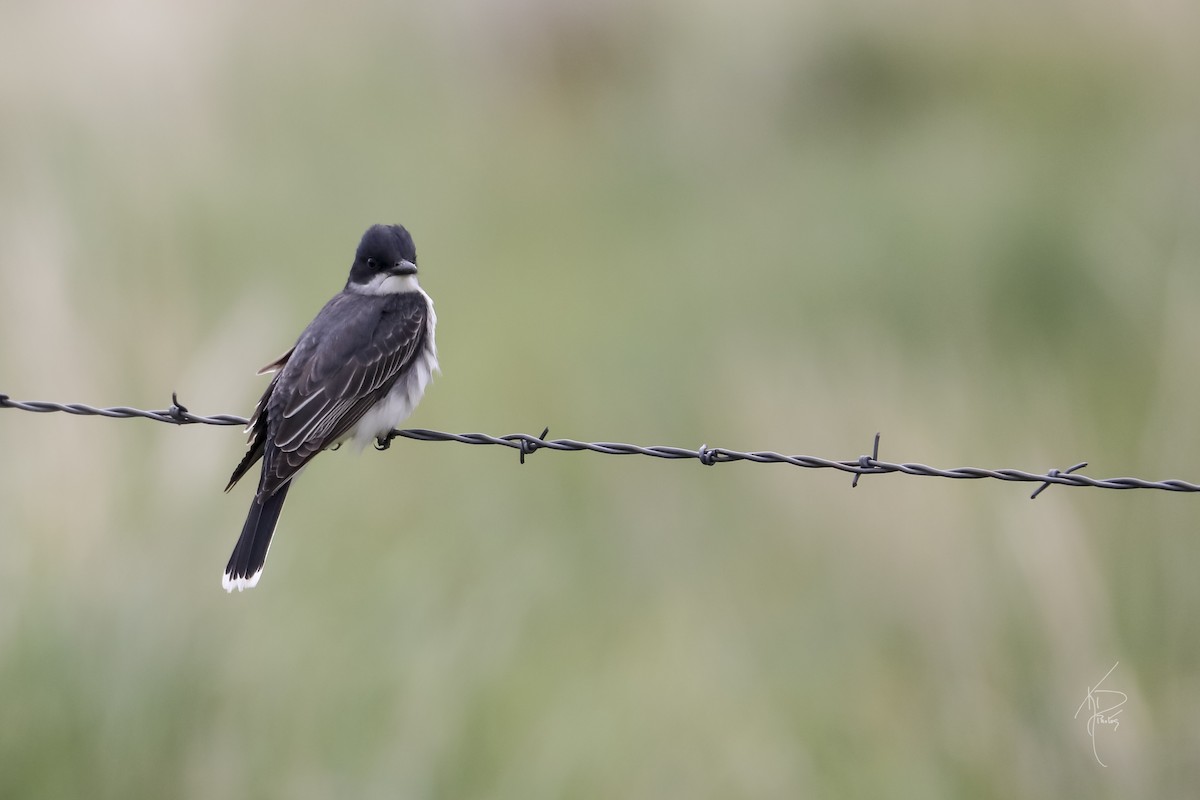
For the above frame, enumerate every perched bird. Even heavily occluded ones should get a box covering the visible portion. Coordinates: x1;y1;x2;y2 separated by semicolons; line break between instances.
223;224;438;591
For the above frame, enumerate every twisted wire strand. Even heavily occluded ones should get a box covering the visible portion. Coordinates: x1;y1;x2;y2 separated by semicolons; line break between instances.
2;392;1198;496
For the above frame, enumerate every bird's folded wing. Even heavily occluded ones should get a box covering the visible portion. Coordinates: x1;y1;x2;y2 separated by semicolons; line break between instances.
260;293;428;494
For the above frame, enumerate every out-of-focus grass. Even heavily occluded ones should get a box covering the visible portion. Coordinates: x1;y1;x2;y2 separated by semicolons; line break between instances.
2;1;1198;797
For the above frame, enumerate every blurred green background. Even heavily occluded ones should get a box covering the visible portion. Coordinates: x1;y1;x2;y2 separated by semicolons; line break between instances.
2;0;1198;797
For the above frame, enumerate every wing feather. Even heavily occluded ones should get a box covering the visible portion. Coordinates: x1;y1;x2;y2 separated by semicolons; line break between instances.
252;292;427;497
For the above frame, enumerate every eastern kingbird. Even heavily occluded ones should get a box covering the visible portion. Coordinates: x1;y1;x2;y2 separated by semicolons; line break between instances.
222;223;439;592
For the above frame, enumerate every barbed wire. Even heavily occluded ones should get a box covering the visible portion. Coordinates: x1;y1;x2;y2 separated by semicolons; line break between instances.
2;392;1198;497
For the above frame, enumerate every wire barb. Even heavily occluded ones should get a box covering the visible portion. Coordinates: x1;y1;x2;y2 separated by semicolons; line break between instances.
168;391;190;424
1030;461;1089;499
2;393;1199;495
851;432;882;488
519;427;550;464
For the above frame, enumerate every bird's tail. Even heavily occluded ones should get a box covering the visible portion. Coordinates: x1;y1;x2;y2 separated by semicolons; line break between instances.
224;482;292;592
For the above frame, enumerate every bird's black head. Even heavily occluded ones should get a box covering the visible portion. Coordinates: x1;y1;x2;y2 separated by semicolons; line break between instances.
347;224;419;289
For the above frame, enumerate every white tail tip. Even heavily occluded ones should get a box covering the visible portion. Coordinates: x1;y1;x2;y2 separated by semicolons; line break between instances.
222;569;263;593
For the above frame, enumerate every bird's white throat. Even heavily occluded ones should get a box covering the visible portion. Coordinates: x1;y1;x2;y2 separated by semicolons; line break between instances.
350;273;423;296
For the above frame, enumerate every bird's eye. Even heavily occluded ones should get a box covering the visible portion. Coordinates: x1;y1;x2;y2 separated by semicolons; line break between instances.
366;257;377;268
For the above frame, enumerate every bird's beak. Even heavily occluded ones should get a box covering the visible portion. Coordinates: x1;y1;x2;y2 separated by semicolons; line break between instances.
389;259;418;276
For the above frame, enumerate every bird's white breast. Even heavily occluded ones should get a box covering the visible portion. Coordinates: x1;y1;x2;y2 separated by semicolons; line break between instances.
348;287;439;450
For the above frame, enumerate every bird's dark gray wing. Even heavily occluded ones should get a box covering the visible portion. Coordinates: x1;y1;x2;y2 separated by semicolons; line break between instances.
225;363;288;492
253;291;428;497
